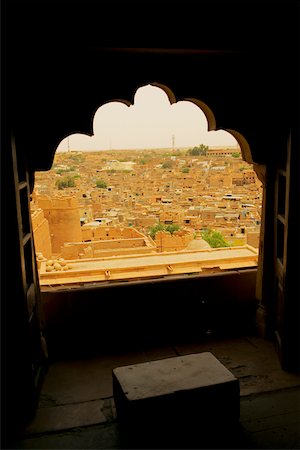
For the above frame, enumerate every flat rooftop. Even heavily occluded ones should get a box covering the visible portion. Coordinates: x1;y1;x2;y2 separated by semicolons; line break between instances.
39;245;258;285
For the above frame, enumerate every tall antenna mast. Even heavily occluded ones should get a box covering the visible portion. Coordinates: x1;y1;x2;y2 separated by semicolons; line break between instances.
172;134;175;151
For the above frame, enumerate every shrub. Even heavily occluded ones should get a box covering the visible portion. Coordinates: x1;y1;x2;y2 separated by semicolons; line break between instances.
95;179;107;189
201;229;229;248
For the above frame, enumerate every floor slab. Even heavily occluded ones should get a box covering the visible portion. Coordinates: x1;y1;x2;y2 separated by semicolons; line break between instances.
24;400;106;435
17;335;300;449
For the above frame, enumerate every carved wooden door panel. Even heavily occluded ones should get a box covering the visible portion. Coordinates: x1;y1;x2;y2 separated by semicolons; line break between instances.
274;132;299;371
11;136;48;415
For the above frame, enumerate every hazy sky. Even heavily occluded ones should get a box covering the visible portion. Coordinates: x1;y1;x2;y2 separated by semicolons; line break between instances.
57;84;238;152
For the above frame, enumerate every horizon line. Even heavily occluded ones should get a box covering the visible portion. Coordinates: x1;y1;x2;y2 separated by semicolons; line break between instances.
57;145;240;153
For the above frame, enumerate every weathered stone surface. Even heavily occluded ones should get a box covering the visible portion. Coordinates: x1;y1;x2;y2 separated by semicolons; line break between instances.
114;352;236;399
24;400;106;435
113;352;240;429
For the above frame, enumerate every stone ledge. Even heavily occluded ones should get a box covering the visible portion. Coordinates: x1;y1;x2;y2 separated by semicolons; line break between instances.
113;352;240;427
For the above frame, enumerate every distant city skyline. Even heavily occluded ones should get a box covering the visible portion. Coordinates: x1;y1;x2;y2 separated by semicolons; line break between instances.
56;84;239;153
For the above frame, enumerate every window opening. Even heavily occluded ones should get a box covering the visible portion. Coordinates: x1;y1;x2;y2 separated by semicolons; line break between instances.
31;84;263;287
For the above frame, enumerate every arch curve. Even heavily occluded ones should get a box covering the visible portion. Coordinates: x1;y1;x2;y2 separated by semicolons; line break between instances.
183;98;217;132
150;82;177;105
225;129;253;164
53;81;254;166
100;99;132;108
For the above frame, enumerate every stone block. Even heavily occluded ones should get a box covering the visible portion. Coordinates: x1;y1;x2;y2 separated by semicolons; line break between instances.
113;352;240;438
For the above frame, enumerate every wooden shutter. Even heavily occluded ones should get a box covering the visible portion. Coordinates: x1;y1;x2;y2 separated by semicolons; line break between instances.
11;136;48;415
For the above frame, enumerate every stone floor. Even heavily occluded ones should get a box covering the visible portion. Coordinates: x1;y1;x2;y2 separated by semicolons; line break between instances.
15;335;300;449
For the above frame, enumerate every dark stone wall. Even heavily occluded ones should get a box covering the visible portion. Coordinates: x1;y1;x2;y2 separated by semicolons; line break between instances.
3;1;296;170
42;269;258;358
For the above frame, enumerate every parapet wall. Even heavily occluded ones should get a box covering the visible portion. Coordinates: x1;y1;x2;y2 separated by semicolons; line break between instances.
81;226;145;242
62;237;156;259
247;231;260;248
155;230;194;252
42;268;258;357
37;196;79;209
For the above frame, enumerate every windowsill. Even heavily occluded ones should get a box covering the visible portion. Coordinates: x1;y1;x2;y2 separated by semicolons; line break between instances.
40;265;257;293
39;246;258;288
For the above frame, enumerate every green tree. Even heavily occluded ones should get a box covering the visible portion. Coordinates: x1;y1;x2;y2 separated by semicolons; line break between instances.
55;175;76;190
181;167;190;173
231;152;241;158
165;224;180;235
149;222;180;239
95;179;107;189
149;222;165;239
187;144;208;156
201;229;229;248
